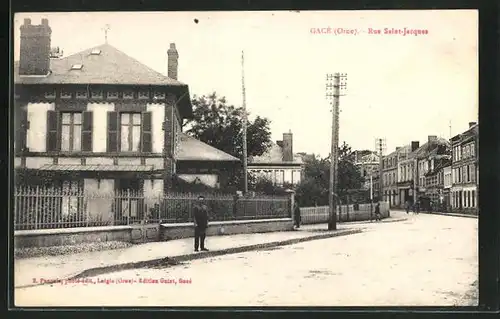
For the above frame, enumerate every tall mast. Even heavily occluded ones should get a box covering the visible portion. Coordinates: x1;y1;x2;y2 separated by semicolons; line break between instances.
242;51;248;194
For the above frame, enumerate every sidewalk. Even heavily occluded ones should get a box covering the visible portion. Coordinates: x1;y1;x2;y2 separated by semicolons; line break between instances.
15;227;362;289
391;209;478;219
15;212;409;290
301;210;409;232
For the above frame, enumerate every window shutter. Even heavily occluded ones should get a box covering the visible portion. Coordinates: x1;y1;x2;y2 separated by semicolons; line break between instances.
107;111;118;152
82;111;93;151
46;110;59;151
142;111;152;153
15;107;28;152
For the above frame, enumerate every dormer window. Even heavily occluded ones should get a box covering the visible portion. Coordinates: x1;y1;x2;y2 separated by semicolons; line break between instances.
91;49;101;55
76;91;88;99
107;91;118;100
91;90;103;99
61;91;72;99
153;91;166;100
71;64;83;70
44;90;56;99
138;91;150;100
123;91;134;99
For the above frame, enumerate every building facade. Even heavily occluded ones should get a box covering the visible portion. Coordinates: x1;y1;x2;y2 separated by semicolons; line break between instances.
353;150;381;200
443;165;452;211
14;18;240;220
450;122;479;214
247;132;303;187
414;136;451;211
382;145;410;207
396;141;420;206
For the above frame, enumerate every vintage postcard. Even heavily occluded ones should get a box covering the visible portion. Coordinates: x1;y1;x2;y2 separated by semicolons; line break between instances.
12;10;478;307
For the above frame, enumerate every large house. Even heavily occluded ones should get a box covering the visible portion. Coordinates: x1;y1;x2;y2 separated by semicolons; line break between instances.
414;136;451;210
247;131;303;187
396;141;420;206
14;18;240;219
381;145;410;208
450;122;478;214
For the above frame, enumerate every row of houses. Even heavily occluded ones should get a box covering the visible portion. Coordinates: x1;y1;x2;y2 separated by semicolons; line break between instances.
379;122;478;214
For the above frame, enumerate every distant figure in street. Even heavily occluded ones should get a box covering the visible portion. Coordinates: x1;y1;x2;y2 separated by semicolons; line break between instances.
193;195;209;252
374;202;382;221
294;199;301;229
405;201;410;214
415;200;420;214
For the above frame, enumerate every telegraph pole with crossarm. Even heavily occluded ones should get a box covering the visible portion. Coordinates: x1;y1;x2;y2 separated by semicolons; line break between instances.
326;73;347;230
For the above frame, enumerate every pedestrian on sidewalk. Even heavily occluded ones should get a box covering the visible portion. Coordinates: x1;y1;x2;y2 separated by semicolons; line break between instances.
374;202;382;221
293;198;301;229
415;200;420;215
193;195;209;252
405;201;410;214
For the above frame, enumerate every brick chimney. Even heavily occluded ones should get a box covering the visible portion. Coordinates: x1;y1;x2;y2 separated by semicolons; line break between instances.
411;141;420;152
469;122;477;128
428;135;437;143
167;43;179;80
282;131;293;162
19;18;52;76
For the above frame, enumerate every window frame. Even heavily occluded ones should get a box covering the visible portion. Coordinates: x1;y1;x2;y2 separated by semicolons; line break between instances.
119;112;142;152
60;112;83;152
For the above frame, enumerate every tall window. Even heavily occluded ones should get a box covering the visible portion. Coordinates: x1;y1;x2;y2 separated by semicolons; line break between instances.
61;113;82;152
120;113;141;152
472;190;476;207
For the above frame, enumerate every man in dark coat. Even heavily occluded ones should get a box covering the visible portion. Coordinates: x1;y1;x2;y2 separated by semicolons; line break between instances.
374;202;382;221
294;199;301;229
193;195;209;252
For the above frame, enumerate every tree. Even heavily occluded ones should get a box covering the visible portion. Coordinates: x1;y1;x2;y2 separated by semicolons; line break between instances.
185;92;273;159
295;142;364;207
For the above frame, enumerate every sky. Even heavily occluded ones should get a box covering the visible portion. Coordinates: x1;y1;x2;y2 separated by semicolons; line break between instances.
13;11;478;158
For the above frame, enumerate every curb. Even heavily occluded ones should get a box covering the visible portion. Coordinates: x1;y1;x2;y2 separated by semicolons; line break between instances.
16;228;363;289
420;212;478;219
343;216;408;225
304;216;408;228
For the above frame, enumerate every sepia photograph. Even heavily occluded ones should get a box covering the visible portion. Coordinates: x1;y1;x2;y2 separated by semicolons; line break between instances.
12;10;478;307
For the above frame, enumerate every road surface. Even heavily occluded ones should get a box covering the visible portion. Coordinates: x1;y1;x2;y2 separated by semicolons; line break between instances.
15;213;478;307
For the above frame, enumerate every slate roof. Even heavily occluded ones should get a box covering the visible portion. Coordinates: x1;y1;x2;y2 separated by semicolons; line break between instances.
177;133;240;162
14;43;187;86
248;142;303;165
413;138;450;159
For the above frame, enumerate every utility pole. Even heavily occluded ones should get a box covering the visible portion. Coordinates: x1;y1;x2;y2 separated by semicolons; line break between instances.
370;174;373;221
325;73;347;230
241;51;248;194
375;138;387;216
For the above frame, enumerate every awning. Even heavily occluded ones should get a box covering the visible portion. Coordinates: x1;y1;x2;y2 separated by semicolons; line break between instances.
38;164;154;172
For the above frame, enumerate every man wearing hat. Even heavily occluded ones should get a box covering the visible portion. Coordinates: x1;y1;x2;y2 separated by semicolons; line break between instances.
193;195;210;252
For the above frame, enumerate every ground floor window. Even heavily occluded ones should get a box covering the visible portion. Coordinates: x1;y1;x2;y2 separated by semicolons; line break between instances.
472;190;476;207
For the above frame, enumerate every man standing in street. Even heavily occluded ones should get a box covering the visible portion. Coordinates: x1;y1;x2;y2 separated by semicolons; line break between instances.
193;195;209;252
374;202;382;221
293;198;301;229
